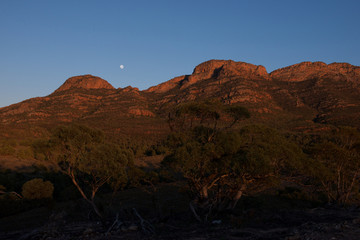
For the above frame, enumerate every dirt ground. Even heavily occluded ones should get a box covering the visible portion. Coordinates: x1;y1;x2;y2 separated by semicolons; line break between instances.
1;205;360;240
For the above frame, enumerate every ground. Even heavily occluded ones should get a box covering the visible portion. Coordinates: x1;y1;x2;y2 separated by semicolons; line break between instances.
2;199;360;240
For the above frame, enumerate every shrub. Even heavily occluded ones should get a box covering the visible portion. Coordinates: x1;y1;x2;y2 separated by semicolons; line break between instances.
308;127;360;205
22;178;54;199
0;143;16;155
16;147;34;159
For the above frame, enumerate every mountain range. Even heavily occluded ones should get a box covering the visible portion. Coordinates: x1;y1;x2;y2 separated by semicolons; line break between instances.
1;59;360;140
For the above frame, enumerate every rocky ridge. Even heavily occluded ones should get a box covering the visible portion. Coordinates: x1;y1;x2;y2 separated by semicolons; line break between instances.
146;60;269;93
0;59;360;139
270;61;360;83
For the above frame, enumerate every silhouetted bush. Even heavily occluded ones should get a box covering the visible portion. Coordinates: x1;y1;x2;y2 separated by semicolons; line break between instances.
22;178;54;199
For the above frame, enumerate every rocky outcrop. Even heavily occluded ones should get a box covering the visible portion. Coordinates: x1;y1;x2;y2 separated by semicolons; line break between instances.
270;61;360;82
146;75;187;93
54;75;115;93
147;60;269;92
192;59;268;79
181;60;269;89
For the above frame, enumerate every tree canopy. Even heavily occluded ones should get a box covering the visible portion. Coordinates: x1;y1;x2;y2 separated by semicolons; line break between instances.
308;127;360;205
50;124;134;218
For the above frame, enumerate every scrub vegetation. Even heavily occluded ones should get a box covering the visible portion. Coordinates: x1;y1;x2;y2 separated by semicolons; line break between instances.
1;101;360;239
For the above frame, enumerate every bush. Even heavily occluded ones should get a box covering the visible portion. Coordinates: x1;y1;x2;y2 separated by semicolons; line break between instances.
0;143;16;155
22;178;54;199
16;147;34;159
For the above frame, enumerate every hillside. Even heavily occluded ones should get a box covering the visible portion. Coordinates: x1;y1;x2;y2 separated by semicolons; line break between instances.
1;59;360;141
1;59;360;238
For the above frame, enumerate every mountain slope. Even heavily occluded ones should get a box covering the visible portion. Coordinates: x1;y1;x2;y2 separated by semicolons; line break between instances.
1;60;360;140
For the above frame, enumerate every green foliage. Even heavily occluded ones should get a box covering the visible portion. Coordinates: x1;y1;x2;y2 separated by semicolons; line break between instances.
168;100;250;133
145;143;169;156
0;140;34;160
168;101;220;131
235;125;305;174
16;147;34;159
49;124;134;217
78;143;130;181
32;138;52;161
21;178;54;199
224;105;250;127
162;122;306;219
0;140;16;156
308;127;360;205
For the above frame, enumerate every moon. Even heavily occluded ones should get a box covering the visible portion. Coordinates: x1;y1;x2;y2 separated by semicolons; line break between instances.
120;64;124;69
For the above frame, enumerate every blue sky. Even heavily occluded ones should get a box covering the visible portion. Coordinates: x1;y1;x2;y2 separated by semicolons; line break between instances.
1;0;360;107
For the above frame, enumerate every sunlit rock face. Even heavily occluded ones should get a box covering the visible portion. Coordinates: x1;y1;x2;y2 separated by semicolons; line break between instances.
146;59;269;93
55;75;115;92
1;59;360;139
182;60;269;89
270;62;360;83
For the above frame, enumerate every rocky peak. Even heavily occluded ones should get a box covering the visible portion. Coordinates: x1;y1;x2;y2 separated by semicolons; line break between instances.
270;61;360;82
192;60;228;75
217;60;268;79
181;59;269;89
54;75;115;93
147;60;269;93
192;59;268;79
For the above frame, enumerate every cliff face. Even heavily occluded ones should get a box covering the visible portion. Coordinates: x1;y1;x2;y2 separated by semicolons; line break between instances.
1;59;360;139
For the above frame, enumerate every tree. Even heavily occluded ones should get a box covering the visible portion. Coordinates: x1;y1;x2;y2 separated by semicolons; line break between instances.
217;125;305;208
309;127;360;205
167;100;250;134
162;124;305;221
224;105;250;128
51;124;132;218
164;101;251;218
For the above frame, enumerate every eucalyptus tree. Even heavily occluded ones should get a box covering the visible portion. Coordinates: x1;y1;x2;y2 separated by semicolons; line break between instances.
163;123;304;219
51;124;132;218
309;127;360;205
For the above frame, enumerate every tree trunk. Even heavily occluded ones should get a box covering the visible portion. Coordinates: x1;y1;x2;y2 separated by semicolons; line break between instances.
90;199;103;218
344;171;359;205
68;168;103;218
200;186;209;200
229;184;246;209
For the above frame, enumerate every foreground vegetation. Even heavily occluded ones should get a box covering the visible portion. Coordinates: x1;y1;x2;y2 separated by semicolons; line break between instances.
1;101;360;238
